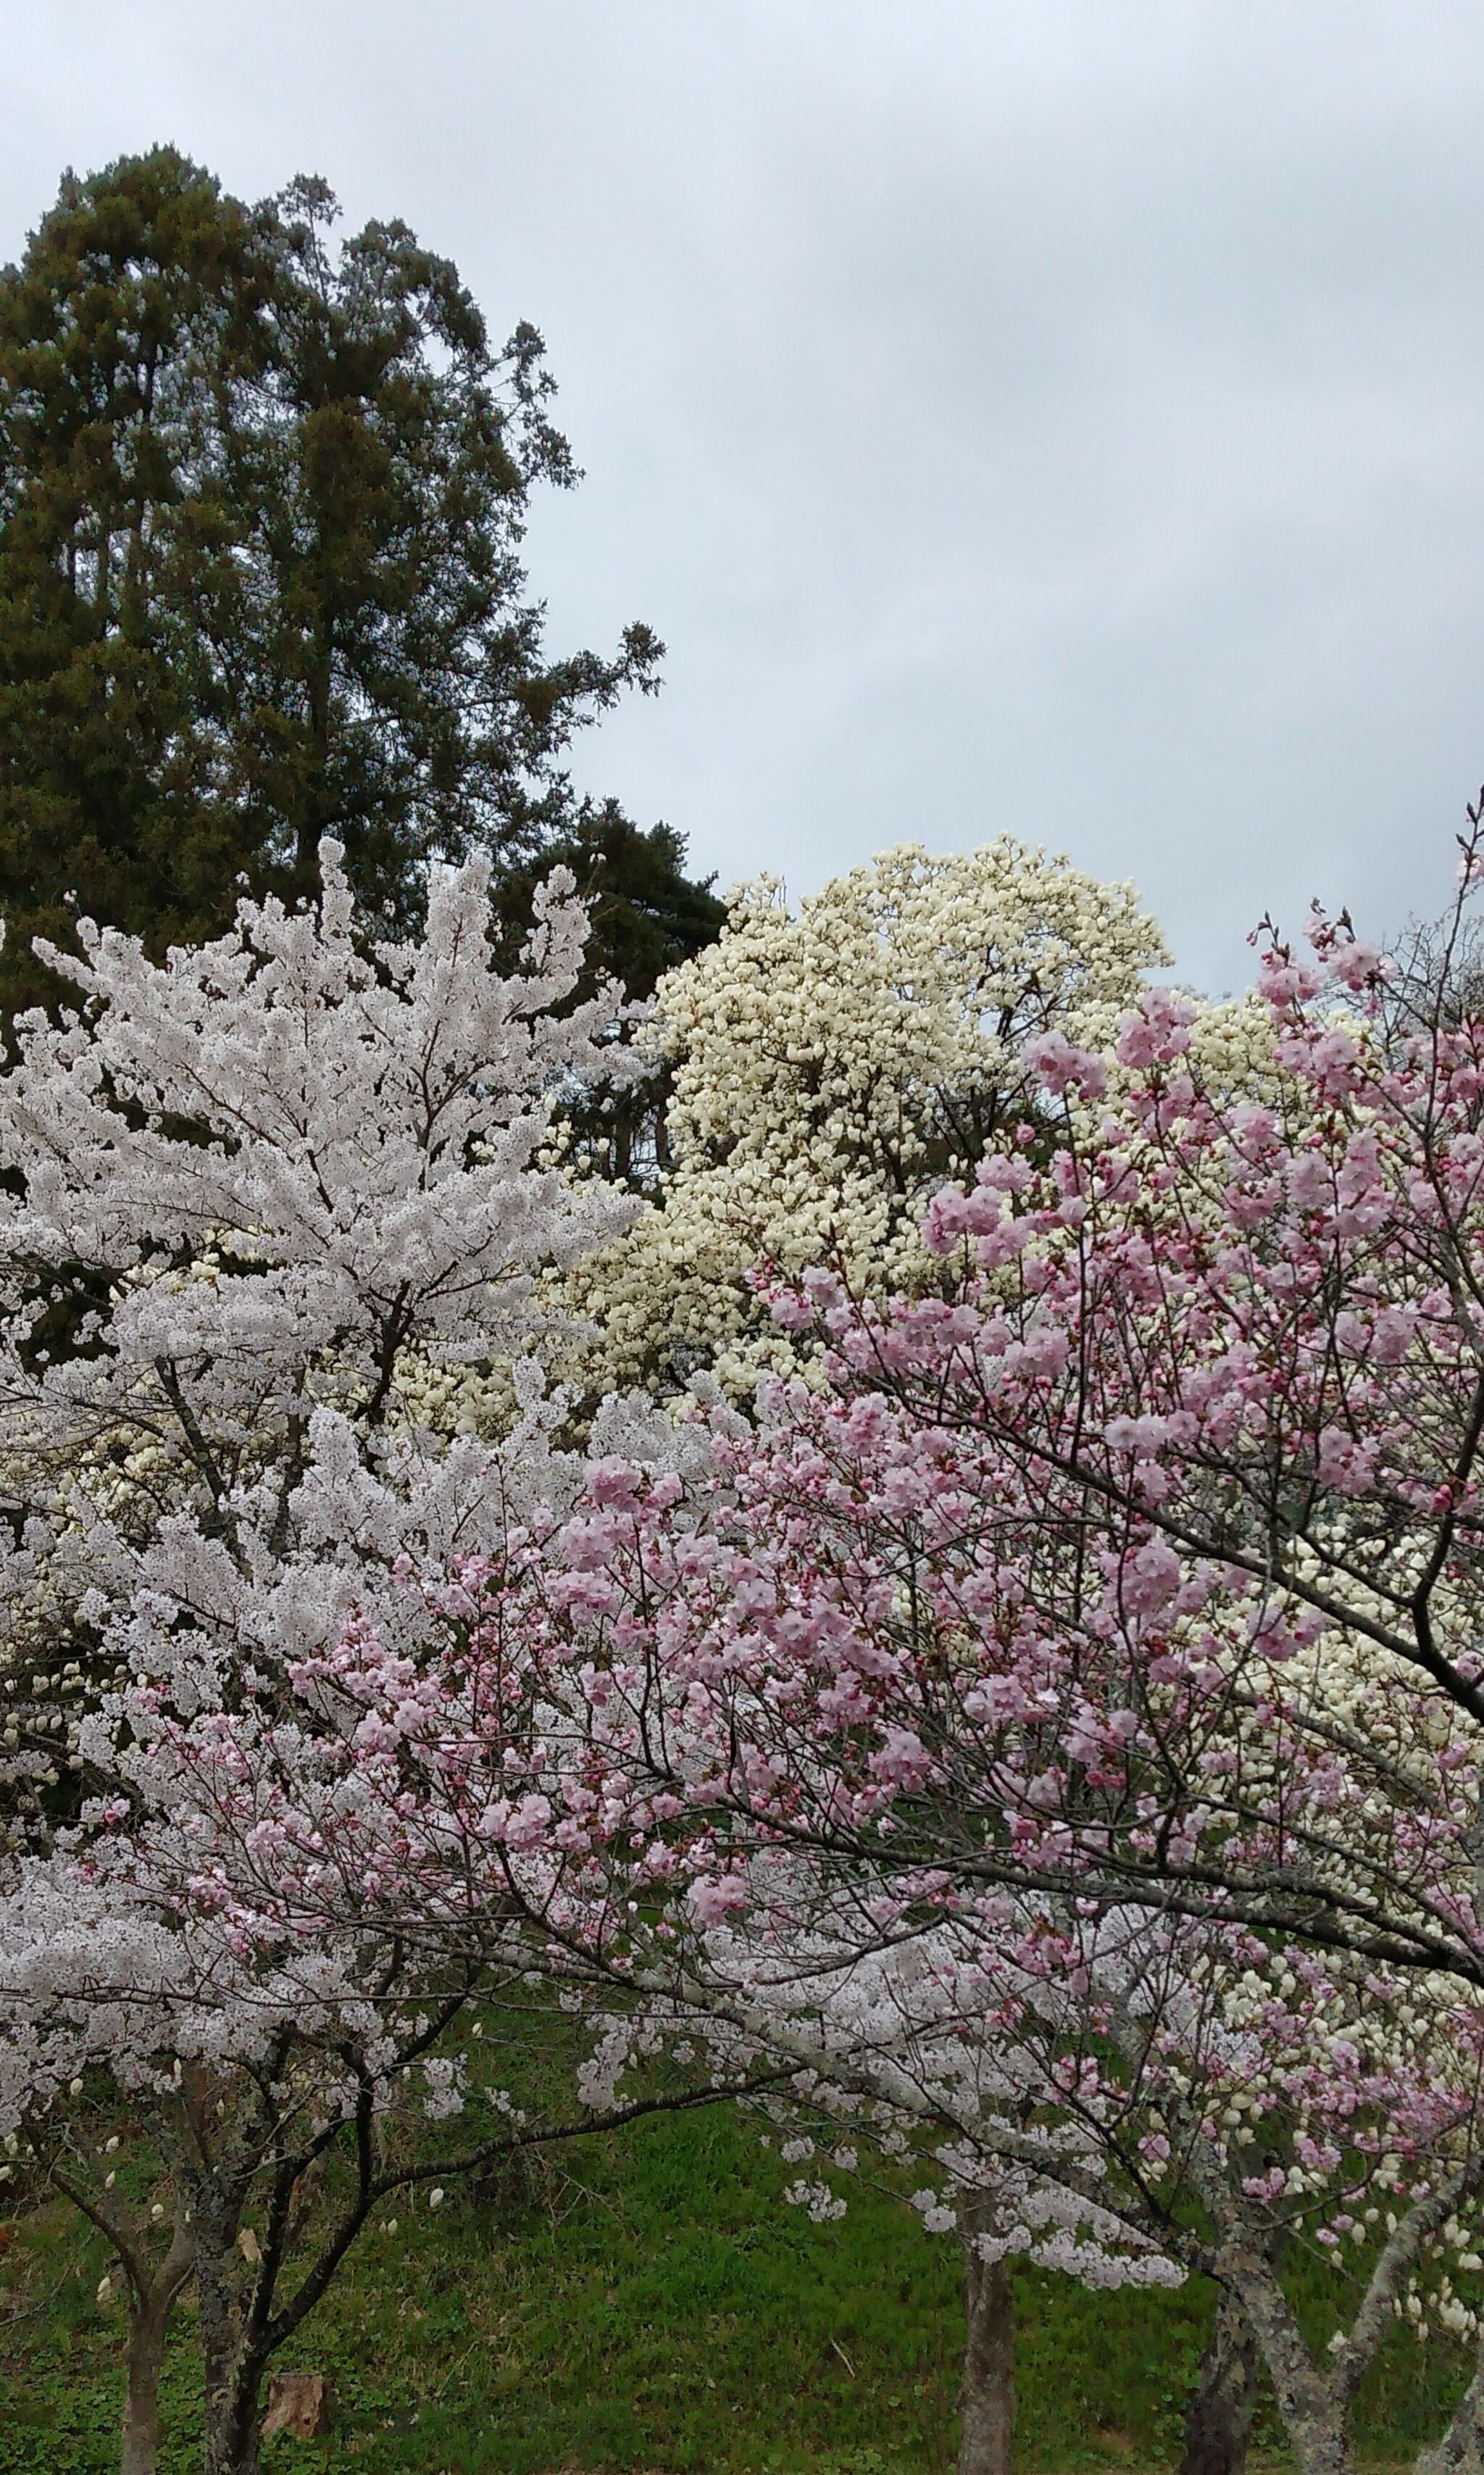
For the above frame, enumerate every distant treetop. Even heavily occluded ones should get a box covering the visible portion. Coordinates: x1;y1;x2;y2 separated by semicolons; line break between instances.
0;146;707;1012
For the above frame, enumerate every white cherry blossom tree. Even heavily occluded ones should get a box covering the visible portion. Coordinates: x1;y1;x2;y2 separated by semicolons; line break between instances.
0;844;728;2474
0;837;638;1821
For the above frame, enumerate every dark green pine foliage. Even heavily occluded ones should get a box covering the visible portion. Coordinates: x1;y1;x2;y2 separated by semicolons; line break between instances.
0;147;678;1010
500;802;728;1184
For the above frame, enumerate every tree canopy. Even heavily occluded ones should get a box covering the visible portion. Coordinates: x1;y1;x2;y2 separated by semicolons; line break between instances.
0;147;709;1010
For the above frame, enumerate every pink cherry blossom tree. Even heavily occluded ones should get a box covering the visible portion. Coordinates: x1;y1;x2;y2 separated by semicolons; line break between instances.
49;1110;1480;2475
619;812;1484;2475
314;812;1484;2475
435;1434;1484;2475
172;1466;1470;2475
138;1468;1334;2475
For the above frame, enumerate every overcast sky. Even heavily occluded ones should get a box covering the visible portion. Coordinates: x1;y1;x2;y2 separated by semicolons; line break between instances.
6;1;1484;989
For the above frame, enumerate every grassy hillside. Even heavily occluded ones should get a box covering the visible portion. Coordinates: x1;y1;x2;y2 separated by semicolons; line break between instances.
0;2102;1470;2472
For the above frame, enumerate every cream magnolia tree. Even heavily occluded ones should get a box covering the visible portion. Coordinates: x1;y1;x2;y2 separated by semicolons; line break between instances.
565;839;1193;1396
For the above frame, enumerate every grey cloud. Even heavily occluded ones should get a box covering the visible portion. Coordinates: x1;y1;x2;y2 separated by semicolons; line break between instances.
5;0;1484;986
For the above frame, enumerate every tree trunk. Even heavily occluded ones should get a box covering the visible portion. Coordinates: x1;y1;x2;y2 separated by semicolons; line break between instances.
1415;2326;1484;2472
959;2202;1014;2475
196;2244;264;2475
201;2349;264;2475
116;2220;193;2475
1178;2282;1260;2475
1225;2252;1353;2475
120;2292;169;2475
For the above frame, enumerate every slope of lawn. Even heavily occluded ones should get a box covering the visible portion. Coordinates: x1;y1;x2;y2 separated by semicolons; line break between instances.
0;2102;1470;2472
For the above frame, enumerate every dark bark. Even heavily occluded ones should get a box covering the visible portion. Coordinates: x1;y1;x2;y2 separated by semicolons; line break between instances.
196;2227;264;2475
1178;2281;1261;2475
200;2325;265;2475
959;2197;1015;2475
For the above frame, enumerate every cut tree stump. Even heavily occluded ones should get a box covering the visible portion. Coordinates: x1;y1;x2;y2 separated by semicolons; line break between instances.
260;2372;332;2439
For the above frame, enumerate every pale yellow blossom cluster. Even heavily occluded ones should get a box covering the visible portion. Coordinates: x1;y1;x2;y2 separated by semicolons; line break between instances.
563;840;1169;1396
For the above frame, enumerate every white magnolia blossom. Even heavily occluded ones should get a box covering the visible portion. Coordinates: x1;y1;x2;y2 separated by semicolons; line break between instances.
559;840;1228;1395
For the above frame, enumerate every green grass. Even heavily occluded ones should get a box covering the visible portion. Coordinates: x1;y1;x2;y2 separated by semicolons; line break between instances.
0;2105;1473;2471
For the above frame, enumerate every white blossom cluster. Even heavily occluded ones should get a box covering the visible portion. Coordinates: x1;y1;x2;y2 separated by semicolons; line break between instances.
0;844;639;1818
562;840;1169;1395
635;1867;1185;2297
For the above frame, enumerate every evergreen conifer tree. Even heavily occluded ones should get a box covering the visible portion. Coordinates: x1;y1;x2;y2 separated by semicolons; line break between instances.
0;149;708;1010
